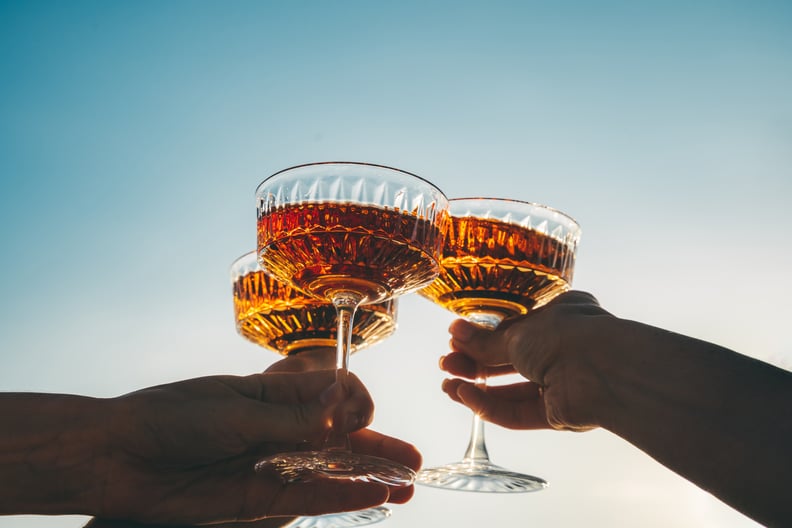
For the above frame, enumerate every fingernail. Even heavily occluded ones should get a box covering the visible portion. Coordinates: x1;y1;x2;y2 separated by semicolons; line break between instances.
438;355;447;369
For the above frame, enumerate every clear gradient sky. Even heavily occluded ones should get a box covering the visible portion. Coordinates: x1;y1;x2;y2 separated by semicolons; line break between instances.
1;1;790;527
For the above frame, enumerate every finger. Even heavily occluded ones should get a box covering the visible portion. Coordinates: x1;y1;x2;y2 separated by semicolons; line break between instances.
443;379;550;430
448;319;512;367
323;373;375;433
261;479;390;517
441;377;467;405
439;352;476;378
439;352;516;379
220;370;336;401
266;480;389;516
443;380;544;402
349;429;423;473
243;372;374;443
457;381;549;430
448;290;603;365
387;483;415;504
349;429;420;504
261;370;373;417
259;370;337;403
443;378;543;402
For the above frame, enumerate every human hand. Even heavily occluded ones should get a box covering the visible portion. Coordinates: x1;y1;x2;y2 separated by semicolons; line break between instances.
83;423;420;528
83;426;419;528
440;290;615;432
263;347;417;504
439;290;792;527
91;369;418;524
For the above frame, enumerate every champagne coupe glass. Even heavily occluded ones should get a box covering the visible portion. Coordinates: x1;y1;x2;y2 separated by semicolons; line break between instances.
416;197;581;492
255;161;449;485
231;250;397;527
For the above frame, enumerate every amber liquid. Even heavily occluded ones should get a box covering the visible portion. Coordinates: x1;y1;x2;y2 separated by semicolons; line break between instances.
233;268;397;355
419;216;576;319
257;202;443;304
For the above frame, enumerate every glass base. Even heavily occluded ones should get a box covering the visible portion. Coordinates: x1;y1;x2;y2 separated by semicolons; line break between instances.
287;507;391;528
255;450;416;486
416;459;547;493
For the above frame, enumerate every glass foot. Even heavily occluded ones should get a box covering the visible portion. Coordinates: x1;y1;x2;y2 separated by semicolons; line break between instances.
287;507;391;528
416;459;547;493
256;450;416;486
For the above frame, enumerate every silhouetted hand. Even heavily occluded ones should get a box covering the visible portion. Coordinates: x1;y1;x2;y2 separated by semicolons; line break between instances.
441;290;614;431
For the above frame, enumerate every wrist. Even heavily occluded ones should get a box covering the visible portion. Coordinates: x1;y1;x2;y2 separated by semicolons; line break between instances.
0;393;112;515
549;313;633;430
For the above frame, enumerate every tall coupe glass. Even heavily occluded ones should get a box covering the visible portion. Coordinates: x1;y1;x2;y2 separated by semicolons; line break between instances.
231;250;398;527
417;198;581;492
255;161;448;485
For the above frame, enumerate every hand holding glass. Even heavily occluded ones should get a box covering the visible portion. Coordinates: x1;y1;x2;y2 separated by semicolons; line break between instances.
231;250;399;527
255;161;448;485
417;197;581;492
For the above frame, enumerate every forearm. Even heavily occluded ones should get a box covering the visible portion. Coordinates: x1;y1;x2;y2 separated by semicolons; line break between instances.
0;393;109;514
597;318;792;526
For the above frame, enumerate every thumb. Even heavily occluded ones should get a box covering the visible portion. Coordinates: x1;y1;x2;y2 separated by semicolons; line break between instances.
245;384;374;444
248;394;343;444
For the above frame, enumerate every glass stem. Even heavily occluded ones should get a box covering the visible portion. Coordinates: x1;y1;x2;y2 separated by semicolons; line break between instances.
463;376;491;463
325;292;362;452
461;312;503;465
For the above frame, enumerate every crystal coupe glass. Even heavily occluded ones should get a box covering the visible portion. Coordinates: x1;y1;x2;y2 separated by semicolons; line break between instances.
254;161;448;486
231;250;398;527
417;198;581;492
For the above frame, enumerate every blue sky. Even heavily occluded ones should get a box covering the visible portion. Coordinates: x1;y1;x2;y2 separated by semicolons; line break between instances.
1;2;790;527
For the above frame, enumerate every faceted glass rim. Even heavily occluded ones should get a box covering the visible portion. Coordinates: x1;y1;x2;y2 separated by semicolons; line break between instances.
229;250;259;282
255;161;447;199
449;196;581;235
229;250;308;302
